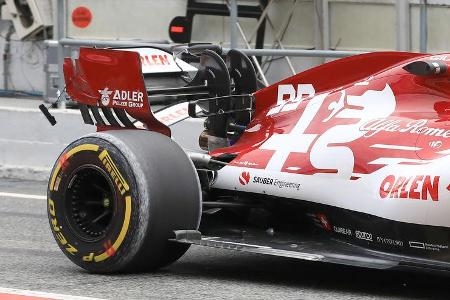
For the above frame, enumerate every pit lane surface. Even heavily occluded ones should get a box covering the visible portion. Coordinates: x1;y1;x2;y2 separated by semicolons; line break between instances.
0;178;449;300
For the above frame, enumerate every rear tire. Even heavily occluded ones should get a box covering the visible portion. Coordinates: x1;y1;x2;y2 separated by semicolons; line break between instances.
47;130;201;273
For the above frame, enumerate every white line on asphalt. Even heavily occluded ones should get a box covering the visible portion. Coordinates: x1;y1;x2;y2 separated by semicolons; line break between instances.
0;192;46;200
0;287;104;300
0;106;81;114
0;138;56;145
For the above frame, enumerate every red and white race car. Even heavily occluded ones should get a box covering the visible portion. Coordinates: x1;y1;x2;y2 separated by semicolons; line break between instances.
44;45;450;273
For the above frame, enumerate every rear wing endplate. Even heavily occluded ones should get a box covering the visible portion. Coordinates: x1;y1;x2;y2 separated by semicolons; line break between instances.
63;47;170;136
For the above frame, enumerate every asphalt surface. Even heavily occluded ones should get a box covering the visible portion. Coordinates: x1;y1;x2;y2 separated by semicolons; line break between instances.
1;178;450;300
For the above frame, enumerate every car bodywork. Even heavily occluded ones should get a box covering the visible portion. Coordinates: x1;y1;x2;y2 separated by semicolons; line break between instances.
62;46;450;273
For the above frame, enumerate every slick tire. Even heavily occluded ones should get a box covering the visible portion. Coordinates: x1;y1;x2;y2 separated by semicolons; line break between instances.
47;130;201;273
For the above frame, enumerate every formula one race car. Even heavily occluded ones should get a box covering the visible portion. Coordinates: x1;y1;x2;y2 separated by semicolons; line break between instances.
44;44;450;274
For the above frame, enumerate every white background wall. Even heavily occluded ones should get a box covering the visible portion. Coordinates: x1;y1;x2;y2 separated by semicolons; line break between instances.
1;0;450;93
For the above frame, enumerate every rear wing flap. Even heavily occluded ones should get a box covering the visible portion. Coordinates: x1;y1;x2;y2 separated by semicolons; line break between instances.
63;47;170;136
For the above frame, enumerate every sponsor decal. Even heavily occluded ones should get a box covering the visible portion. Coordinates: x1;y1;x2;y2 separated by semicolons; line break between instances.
360;118;450;138
253;176;273;185
233;160;259;167
98;87;144;108
158;106;188;125
140;54;171;66
98;87;113;106
121;48;197;74
267;83;315;116
429;140;443;149
376;236;403;247
239;171;250;186
238;171;301;190
260;85;395;178
409;241;448;252
333;226;352;236
99;150;130;195
379;175;440;201
316;213;332;231
48;199;78;255
253;176;301;190
355;230;373;241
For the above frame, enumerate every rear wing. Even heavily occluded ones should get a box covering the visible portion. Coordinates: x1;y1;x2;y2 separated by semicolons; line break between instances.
61;46;258;147
63;47;170;135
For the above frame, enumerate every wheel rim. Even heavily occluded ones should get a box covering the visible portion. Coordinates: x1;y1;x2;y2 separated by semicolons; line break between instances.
65;166;116;242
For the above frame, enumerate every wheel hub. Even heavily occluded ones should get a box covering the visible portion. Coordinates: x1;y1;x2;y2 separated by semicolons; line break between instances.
65;166;116;242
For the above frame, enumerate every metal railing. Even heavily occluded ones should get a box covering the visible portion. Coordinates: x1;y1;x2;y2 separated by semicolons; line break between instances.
59;38;364;58
54;1;366;107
